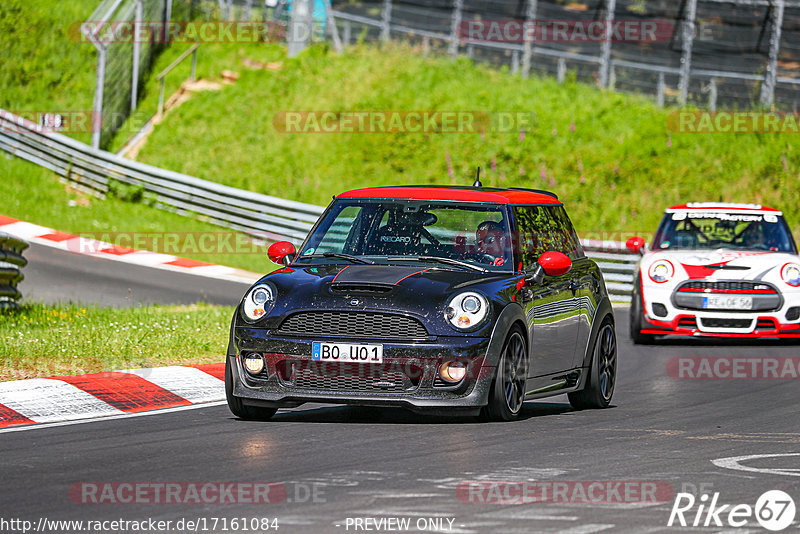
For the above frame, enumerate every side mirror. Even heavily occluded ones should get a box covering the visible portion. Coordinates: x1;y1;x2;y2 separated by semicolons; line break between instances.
268;241;296;266
626;236;646;255
527;251;572;284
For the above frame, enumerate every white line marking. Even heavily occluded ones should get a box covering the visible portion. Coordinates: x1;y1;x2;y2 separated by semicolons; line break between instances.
119;366;224;403
712;453;800;477
0;401;227;434
556;525;615;534
0;378;123;422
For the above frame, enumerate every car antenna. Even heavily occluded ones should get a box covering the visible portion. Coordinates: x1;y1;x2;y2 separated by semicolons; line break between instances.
473;167;482;187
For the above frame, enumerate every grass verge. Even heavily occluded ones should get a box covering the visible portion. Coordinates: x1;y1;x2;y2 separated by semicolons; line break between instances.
0;303;234;381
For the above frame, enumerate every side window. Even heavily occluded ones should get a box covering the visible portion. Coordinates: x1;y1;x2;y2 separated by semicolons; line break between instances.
315;205;362;254
513;205;583;269
548;206;584;260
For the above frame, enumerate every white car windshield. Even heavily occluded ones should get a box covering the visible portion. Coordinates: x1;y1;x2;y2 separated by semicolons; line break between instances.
653;211;797;253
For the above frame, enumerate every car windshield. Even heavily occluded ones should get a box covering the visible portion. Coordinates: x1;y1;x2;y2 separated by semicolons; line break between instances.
295;199;514;271
653;211;797;253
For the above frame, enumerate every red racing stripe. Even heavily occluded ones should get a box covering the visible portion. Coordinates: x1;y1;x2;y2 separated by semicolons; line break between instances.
38;231;76;242
0;404;35;428
164;258;213;268
58;372;190;413
0;215;19;226
193;363;225;381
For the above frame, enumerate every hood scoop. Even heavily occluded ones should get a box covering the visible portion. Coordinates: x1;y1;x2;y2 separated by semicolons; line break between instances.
330;265;430;290
330;283;394;295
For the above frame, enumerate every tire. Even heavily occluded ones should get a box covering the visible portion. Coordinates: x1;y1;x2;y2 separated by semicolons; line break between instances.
482;328;528;422
225;358;277;421
629;280;655;345
569;319;617;410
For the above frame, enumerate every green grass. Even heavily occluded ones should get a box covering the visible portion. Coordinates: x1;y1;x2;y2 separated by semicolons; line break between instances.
0;155;272;273
125;42;800;238
0;303;233;381
0;0;97;145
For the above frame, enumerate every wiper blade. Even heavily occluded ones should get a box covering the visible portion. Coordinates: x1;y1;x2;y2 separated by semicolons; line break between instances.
298;253;375;264
387;255;487;272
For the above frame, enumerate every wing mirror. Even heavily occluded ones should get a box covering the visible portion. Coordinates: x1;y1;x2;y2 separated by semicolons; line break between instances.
626;236;646;255
527;251;573;284
268;241;296;266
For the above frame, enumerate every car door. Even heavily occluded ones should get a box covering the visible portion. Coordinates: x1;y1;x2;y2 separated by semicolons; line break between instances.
513;206;579;378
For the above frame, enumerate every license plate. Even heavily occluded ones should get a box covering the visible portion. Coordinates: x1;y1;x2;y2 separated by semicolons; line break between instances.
702;295;753;310
312;342;383;363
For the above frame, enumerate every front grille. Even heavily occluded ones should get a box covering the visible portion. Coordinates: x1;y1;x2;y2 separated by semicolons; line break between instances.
283;361;419;392
700;318;752;329
277;311;428;339
678;281;776;293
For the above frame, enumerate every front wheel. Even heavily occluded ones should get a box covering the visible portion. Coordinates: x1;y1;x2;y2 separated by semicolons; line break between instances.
482;328;528;421
630;282;655;345
225;358;277;421
569;320;617;410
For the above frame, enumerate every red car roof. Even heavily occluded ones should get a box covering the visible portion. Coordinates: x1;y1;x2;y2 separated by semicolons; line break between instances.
338;186;561;204
667;202;780;213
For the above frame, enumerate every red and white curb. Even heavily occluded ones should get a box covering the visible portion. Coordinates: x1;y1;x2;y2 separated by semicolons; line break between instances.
0;215;260;284
0;363;226;429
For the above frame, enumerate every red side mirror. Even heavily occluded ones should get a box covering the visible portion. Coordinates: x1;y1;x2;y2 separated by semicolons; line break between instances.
268;241;296;266
626;236;645;254
538;251;572;277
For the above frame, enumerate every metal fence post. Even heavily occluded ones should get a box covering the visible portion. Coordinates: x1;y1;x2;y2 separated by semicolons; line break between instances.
656;71;665;106
244;0;253;20
322;0;343;52
91;47;107;150
512;50;520;74
760;0;784;108
343;20;351;47
191;47;198;82
448;0;463;58
557;57;566;83
707;77;717;111
381;0;392;42
598;0;616;88
288;0;311;57
678;0;697;105
131;0;143;112
521;0;538;78
164;0;173;44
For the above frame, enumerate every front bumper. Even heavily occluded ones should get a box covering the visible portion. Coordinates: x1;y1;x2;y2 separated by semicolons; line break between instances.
230;329;495;414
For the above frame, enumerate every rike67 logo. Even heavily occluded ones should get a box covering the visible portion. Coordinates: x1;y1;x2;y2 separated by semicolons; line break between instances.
668;490;796;531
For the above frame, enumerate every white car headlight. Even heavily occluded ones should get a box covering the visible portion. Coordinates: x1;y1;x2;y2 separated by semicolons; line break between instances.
648;260;675;283
242;284;275;321
781;263;800;287
445;292;489;330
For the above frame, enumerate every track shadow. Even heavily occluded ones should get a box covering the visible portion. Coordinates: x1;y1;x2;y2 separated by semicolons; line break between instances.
231;401;592;425
641;336;800;348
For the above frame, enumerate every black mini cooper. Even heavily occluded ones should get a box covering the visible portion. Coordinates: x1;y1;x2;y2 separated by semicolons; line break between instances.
226;186;617;421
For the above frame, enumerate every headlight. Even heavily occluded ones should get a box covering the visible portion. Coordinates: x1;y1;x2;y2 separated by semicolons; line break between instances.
648;260;674;283
241;284;275;321
445;291;489;330
781;263;800;287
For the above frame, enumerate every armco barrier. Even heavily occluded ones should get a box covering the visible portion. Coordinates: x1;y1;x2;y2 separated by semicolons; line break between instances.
0;233;29;309
0;108;636;302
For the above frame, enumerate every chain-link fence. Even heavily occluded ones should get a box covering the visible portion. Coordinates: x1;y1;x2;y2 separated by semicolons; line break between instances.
329;0;800;111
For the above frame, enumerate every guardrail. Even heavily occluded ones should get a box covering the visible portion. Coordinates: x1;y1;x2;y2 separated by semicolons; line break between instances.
0;108;636;302
0;233;29;309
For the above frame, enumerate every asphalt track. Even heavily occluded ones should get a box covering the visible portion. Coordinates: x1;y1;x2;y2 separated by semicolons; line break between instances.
2;244;800;533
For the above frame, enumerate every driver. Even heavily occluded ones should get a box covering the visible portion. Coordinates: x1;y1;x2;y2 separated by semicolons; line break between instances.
476;221;509;263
